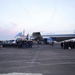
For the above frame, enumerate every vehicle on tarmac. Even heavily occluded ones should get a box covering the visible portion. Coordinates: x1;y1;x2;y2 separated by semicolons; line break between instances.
0;41;3;48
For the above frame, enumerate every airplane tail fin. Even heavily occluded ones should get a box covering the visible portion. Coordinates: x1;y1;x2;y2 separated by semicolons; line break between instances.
14;32;22;38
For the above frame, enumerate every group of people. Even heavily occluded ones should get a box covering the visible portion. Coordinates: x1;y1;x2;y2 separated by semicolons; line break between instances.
61;41;75;49
16;40;33;48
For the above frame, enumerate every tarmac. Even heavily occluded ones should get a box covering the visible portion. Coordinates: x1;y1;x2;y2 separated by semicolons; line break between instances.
0;44;75;75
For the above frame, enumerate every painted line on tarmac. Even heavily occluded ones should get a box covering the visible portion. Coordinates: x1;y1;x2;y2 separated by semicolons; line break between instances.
26;62;41;64
36;57;75;61
33;61;75;67
0;73;42;75
1;61;75;70
30;50;40;67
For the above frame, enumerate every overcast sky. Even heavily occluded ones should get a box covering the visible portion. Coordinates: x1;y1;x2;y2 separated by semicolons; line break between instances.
0;0;75;40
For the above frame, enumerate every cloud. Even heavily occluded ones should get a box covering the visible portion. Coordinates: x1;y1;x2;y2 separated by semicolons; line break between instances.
0;22;17;39
0;21;17;29
8;22;17;27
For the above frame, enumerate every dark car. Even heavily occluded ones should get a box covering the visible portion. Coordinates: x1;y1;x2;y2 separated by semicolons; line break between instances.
0;41;3;48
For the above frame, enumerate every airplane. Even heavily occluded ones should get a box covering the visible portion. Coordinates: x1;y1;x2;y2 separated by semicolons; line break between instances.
15;31;75;44
31;32;75;42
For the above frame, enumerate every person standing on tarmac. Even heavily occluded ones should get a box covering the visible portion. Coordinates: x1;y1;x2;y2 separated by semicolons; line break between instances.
61;42;63;48
37;39;39;47
52;41;54;46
